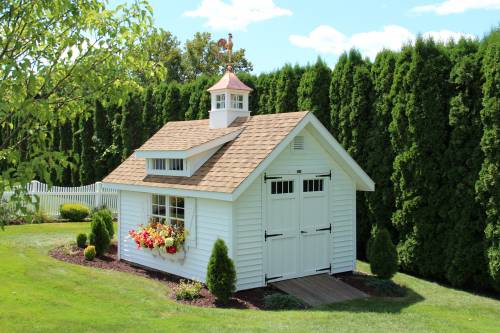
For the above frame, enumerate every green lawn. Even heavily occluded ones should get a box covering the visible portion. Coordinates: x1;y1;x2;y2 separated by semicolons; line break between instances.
0;223;498;333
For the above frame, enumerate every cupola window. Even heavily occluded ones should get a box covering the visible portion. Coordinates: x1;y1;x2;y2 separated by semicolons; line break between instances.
231;94;244;109
216;94;225;109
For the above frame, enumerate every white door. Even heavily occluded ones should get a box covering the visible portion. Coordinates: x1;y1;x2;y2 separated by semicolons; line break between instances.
265;176;300;281
265;173;330;282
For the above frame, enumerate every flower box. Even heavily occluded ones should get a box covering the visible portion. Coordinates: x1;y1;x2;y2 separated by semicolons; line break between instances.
128;220;187;258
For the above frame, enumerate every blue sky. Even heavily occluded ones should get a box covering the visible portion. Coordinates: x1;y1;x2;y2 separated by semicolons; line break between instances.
110;0;500;73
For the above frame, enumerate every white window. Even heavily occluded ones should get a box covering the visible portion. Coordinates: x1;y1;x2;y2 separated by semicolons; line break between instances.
152;159;166;170
271;180;294;195
216;94;225;109
303;179;324;192
231;94;244;109
168;159;184;171
150;194;184;228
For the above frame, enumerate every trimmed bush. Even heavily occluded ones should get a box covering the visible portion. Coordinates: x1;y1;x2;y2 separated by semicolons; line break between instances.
92;208;114;238
206;239;236;303
175;279;203;301
89;217;110;256
369;227;398;279
84;245;96;261
59;203;90;221
76;233;87;248
264;293;306;310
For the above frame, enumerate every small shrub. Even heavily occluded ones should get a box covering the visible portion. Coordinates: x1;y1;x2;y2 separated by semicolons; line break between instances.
206;239;236;303
264;293;306;310
369;227;398;279
92;208;114;238
365;277;407;297
59;203;90;221
89;217;110;256
84;245;96;261
76;233;87;248
29;210;53;224
175;279;203;301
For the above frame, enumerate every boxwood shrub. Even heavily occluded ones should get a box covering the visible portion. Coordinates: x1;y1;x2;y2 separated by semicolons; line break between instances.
59;203;90;221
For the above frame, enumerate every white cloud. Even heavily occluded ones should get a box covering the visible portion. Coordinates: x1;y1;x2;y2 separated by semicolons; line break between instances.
412;0;500;15
184;0;292;31
289;25;475;60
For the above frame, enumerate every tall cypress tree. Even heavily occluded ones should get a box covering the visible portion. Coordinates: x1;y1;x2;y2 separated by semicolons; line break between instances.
443;38;487;288
162;82;182;123
79;111;96;185
364;50;397;234
389;38;452;278
256;73;271;115
476;30;500;291
142;86;156;137
266;73;277;114
329;54;347;136
94;100;113;180
71;116;82;186
121;92;144;159
275;64;299;113
297;57;332;127
238;72;258;113
59;120;73;186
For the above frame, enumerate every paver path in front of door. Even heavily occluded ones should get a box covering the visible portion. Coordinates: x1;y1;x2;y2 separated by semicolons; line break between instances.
271;274;368;307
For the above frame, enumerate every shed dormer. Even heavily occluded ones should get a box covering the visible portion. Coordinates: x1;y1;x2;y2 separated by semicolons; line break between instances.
207;68;252;129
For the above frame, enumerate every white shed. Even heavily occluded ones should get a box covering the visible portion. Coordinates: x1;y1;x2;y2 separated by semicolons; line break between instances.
103;68;374;291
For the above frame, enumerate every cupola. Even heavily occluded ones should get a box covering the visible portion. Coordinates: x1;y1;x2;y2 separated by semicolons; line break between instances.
207;34;253;129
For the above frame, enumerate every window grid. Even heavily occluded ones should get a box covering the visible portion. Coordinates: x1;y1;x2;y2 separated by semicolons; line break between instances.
169;158;184;171
152;159;166;170
303;179;324;192
231;94;244;109
271;180;294;195
150;194;184;227
216;94;225;109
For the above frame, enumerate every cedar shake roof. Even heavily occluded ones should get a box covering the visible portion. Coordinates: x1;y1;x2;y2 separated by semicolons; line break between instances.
207;71;253;92
103;111;309;193
136;119;241;151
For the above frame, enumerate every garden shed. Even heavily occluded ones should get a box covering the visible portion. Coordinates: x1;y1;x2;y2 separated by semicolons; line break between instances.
103;67;374;291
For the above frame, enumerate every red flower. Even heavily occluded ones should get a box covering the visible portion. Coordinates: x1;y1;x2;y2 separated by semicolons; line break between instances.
166;246;177;254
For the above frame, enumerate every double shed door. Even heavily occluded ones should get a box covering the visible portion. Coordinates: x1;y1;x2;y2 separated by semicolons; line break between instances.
265;173;331;282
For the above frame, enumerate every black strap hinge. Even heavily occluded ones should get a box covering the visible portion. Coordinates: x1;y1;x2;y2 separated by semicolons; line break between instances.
316;170;332;179
265;230;283;241
264;172;282;183
316;263;331;272
316;223;332;233
265;274;283;283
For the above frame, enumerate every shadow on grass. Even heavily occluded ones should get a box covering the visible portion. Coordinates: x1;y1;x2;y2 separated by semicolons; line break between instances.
315;287;425;313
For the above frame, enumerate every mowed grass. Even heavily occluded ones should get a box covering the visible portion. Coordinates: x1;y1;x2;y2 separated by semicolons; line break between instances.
0;223;499;333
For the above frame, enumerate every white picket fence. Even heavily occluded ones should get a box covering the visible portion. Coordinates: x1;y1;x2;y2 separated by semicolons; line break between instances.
2;181;118;217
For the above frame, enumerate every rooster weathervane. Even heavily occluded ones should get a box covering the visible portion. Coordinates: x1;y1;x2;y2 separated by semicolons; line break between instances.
217;33;234;72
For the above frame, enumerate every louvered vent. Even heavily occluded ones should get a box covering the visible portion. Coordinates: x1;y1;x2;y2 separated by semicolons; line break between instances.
292;136;305;150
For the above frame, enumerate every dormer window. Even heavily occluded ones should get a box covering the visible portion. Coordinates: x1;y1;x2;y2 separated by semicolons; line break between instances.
216;94;225;109
169;159;184;171
152;159;166;170
231;94;244;109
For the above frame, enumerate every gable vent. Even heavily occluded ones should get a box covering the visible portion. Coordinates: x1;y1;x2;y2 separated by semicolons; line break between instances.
292;136;305;150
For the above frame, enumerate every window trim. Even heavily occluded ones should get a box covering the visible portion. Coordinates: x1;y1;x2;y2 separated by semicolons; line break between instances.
216;94;225;109
230;94;244;109
150;194;185;228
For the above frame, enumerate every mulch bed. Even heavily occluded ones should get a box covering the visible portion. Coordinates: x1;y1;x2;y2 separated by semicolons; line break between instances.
49;244;280;309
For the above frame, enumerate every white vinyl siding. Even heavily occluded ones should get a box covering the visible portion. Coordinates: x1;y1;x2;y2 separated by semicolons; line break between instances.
119;191;232;282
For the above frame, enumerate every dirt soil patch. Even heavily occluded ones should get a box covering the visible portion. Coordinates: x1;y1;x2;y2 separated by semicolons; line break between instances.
50;244;280;309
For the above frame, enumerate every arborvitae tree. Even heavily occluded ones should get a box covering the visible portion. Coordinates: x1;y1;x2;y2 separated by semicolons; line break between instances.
206;239;236;303
329;53;348;136
79;112;96;185
265;73;277;114
179;82;193;120
389;38;452;278
71;116;82;186
369;227;399;279
59;120;73;186
275;64;299;113
364;50;397;235
89;215;111;257
162;82;182;123
297;58;332;127
197;75;217;119
142;85;156;137
256;73;271;114
443;38;487;288
121;92;144;159
94;100;113;180
184;77;206;120
109;104;123;168
476;30;500;291
50;122;61;183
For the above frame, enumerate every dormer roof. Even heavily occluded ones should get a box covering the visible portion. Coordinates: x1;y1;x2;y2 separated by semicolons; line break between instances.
207;71;253;92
